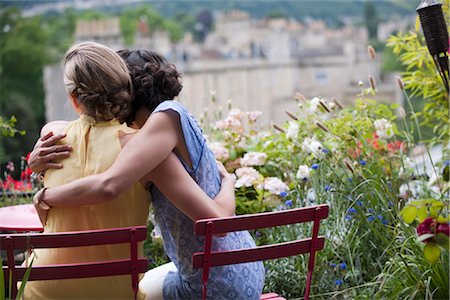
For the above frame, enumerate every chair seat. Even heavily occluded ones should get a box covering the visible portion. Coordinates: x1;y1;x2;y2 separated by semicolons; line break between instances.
260;292;286;299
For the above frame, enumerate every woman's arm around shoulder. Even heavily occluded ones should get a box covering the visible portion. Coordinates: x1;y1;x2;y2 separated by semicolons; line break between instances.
41;112;179;207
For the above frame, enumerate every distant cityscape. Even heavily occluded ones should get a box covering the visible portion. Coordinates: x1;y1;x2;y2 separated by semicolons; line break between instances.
35;2;416;126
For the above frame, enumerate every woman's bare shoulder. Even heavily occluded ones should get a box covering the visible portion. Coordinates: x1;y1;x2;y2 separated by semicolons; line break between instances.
41;121;70;137
118;129;137;148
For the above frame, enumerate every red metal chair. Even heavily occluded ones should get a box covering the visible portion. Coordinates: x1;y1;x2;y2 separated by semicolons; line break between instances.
192;204;329;300
1;226;148;300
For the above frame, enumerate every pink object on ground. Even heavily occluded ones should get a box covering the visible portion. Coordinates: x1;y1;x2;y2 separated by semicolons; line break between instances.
0;204;43;232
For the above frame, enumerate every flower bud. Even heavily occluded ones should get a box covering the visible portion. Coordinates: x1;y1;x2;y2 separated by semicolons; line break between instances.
285;110;298;121
396;76;404;91
314;120;329;133
398;107;406;118
272;123;285;133
318;98;331;113
343;158;354;173
367;45;376;60
332;97;344;110
295;92;307;102
369;75;376;90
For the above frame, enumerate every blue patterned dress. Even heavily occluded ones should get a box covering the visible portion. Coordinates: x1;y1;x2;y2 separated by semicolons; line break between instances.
151;101;265;300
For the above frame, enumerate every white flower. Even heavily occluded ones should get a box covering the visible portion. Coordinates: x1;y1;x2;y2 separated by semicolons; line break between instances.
306;188;316;203
209;142;229;161
247;111;262;122
286;121;299;139
241;152;267;167
263;177;289;195
302;137;324;158
214;116;243;132
309;97;321;113
235;167;262;188
296;165;310;180
229;108;243;120
373;118;394;139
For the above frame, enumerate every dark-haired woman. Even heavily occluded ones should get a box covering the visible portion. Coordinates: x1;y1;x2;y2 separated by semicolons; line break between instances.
29;48;265;299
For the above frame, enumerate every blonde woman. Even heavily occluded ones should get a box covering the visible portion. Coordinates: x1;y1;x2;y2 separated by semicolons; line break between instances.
25;42;235;299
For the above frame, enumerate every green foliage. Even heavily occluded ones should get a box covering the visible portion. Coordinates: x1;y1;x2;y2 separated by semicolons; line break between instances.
119;6;183;46
143;219;170;269
0;116;25;137
0;7;75;165
386;0;450;143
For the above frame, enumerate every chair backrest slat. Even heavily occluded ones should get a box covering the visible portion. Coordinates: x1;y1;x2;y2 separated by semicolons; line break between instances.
194;205;329;235
0;226;147;250
3;259;148;281
193;236;325;268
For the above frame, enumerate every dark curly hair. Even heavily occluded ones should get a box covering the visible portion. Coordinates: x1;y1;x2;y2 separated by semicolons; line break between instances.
117;49;183;125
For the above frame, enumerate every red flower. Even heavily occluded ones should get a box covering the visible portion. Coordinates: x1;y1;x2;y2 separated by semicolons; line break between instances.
416;217;436;243
437;223;450;237
416;218;450;243
21;167;32;181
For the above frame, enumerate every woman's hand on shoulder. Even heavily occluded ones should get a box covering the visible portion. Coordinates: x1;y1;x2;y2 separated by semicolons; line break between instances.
28;122;72;173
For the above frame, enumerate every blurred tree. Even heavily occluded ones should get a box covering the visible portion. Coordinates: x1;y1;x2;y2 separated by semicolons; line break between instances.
266;10;287;19
0;7;74;171
364;1;379;41
194;9;213;42
119;6;183;46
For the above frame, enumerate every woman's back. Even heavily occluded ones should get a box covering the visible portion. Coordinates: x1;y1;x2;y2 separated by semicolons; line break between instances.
25;115;150;299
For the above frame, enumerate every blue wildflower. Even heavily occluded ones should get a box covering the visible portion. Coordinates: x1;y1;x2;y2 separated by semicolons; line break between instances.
388;201;394;207
322;148;329;154
368;208;374;213
330;263;337;268
367;216;375;222
285;200;293;207
339;263;347;270
347;208;357;214
347;177;352;181
345;215;353;221
377;215;383;220
335;279;343;285
382;219;388;225
359;159;366;166
325;185;331;192
280;191;288;198
255;231;262;237
311;163;319;170
356;201;363;206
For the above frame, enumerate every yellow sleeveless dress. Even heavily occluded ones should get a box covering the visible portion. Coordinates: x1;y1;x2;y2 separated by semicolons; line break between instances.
24;115;150;300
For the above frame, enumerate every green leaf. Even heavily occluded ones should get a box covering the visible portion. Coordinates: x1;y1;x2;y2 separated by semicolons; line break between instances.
434;233;450;250
400;206;417;224
417;206;428;222
0;257;4;300
16;257;35;299
423;243;441;263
